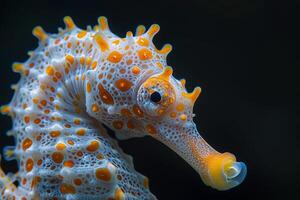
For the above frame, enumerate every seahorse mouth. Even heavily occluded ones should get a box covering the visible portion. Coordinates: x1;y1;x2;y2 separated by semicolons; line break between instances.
154;123;247;191
200;152;247;190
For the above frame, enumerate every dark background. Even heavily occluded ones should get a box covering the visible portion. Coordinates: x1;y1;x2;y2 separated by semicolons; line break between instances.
0;0;299;199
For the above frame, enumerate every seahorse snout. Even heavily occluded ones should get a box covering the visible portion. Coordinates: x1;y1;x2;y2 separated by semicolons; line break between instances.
154;123;247;191
202;152;247;190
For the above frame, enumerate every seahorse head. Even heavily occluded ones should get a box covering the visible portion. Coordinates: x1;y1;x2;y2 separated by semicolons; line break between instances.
85;17;246;191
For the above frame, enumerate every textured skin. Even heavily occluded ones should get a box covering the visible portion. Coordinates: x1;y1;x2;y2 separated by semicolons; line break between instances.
0;17;247;200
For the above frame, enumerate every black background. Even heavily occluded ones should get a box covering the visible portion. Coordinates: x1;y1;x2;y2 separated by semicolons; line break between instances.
0;0;299;199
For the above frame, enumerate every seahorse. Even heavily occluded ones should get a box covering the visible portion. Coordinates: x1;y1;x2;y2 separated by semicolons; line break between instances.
0;16;247;200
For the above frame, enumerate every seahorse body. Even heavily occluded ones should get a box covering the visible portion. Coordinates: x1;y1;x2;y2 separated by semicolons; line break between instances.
0;17;247;200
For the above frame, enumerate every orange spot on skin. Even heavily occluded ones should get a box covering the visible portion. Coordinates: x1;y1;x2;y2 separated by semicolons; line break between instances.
37;159;43;166
179;114;187;121
126;59;133;65
40;99;47;106
94;33;109;52
22;138;33;151
54;39;60;45
26;158;34;172
65;55;74;64
137;48;153;60
74;178;82;186
137;37;149;46
30;176;41;189
67;140;75;145
146;124;157;135
113;121;123;129
86;57;92;66
46;66;54;76
91;61;98;69
56;143;67;151
36;135;42;141
60;183;76;194
52;152;64;163
77;30;87;38
115;188;125;200
127;120;135;129
33;98;39;104
120;68;126;74
96;154;104;160
176;103;185;112
55;72;62;79
86;82;92;93
115;79;133;92
131;66;141;75
80;57;85;65
107;51;123;63
64;160;75;168
34;118;41;124
170;112;177;118
86;140;100;152
76;151;83;157
98;84;114;105
73;118;81;125
120;109;132;117
24;116;30;124
133;105;144;117
22;178;27;185
95;168;111;181
91;103;100;112
76;128;86;136
112;39;120;45
50;130;61;137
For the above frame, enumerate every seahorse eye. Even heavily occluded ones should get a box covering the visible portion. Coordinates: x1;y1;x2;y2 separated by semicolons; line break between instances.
150;91;161;103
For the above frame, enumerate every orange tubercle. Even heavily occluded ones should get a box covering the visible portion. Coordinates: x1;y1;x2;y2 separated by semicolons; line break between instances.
115;79;133;92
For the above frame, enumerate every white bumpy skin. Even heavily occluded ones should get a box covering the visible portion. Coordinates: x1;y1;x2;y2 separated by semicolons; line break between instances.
0;16;246;200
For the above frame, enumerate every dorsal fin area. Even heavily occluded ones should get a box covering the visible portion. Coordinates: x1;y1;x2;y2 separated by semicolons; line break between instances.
156;44;173;55
0;105;11;116
126;31;134;44
32;26;48;41
157;66;173;81
180;79;186;88
126;31;133;38
12;62;25;74
58;27;64;35
93;25;100;31
27;51;34;57
98;16;109;32
11;84;18;91
94;33;110;52
86;25;92;32
3;146;17;161
182;87;202;105
136;25;146;36
147;24;160;39
63;16;76;30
